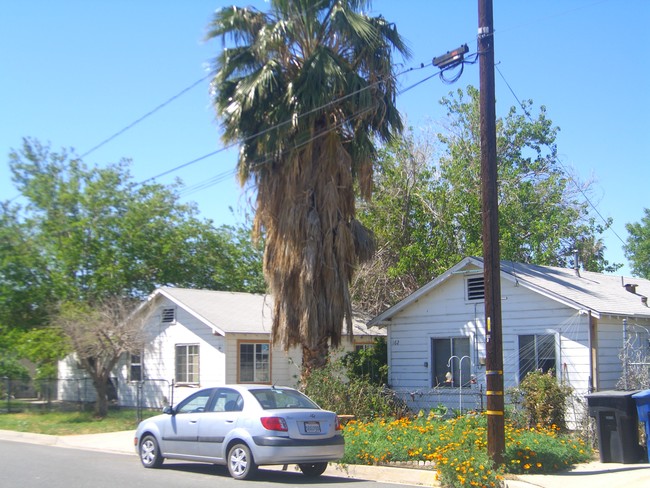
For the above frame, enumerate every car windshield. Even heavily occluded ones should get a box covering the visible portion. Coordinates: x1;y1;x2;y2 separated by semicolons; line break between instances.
251;388;319;410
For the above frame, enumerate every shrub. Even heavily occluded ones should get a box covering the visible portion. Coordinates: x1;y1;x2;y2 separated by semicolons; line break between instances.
341;337;388;385
503;424;592;474
301;357;408;420
512;369;572;430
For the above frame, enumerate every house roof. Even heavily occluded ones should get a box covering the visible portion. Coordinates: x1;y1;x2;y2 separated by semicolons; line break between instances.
369;257;650;325
152;287;384;338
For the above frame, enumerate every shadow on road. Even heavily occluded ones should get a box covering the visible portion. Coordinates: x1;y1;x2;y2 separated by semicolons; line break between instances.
159;462;362;484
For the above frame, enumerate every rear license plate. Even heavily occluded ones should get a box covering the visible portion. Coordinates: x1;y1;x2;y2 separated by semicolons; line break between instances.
304;421;321;433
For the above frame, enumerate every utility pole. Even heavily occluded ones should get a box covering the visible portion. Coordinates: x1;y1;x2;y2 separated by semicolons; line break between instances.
478;0;505;464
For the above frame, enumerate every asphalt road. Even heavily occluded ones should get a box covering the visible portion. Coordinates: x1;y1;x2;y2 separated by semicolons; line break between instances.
0;440;419;488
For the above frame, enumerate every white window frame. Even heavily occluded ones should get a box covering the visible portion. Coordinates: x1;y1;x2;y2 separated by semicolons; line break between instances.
175;344;199;385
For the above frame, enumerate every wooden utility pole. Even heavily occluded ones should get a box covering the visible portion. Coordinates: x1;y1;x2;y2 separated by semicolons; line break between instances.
478;0;505;464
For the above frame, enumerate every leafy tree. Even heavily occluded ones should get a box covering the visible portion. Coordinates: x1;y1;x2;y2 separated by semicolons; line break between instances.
625;208;650;278
0;202;55;329
15;327;69;379
5;138;264;306
3;138;265;396
353;130;440;315
0;326;31;382
207;0;409;378
54;298;148;417
355;89;619;312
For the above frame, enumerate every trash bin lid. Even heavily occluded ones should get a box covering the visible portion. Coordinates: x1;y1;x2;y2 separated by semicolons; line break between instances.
586;390;640;413
632;389;650;403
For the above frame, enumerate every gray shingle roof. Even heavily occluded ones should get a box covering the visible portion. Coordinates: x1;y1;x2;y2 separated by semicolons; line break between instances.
156;287;384;336
369;257;650;325
498;259;650;318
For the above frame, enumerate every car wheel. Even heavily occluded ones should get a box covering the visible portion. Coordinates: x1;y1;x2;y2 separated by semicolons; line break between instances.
298;462;328;477
227;443;258;480
139;434;164;468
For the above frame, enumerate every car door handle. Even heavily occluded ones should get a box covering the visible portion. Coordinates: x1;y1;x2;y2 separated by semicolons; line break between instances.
189;420;198;424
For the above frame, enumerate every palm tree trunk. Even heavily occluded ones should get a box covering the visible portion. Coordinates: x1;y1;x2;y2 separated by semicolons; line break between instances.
301;340;330;386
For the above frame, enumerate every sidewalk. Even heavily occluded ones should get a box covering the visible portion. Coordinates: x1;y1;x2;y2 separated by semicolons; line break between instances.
1;429;649;487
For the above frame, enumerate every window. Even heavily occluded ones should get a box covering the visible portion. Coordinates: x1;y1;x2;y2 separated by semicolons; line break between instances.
466;276;485;301
162;308;175;323
355;343;374;353
518;334;556;381
211;388;244;412
129;353;143;382
431;337;471;387
176;388;213;414
239;342;270;383
175;344;199;384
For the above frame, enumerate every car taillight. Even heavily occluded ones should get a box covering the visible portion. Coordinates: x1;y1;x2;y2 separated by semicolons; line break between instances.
260;417;288;431
335;416;342;431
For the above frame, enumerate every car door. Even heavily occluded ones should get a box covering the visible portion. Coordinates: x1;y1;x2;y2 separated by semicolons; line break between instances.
162;389;215;457
198;388;244;460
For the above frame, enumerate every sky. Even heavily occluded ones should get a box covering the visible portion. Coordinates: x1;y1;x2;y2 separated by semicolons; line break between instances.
1;0;648;277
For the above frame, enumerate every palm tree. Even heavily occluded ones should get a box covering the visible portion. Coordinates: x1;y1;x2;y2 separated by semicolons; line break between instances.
207;0;409;378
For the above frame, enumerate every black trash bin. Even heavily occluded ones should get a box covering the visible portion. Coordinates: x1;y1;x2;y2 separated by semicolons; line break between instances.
586;390;641;463
632;389;650;463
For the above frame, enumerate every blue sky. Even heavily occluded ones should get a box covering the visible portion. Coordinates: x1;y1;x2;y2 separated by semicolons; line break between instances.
1;0;648;276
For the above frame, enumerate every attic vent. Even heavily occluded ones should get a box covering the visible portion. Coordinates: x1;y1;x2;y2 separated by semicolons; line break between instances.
467;276;485;301
162;308;176;323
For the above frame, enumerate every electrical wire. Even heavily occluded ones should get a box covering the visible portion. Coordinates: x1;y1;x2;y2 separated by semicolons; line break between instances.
145;58;443;188
495;64;627;249
79;73;213;159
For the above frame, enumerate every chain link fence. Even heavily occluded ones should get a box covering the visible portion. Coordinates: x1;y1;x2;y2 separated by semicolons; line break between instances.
0;377;173;421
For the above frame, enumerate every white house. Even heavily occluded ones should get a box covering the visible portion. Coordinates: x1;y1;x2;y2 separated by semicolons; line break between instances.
58;287;383;408
369;257;650;417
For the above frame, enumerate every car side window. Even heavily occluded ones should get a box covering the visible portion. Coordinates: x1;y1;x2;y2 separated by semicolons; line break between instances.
210;388;244;412
176;390;213;414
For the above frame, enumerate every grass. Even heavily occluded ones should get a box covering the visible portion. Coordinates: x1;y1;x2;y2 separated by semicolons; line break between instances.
0;408;155;435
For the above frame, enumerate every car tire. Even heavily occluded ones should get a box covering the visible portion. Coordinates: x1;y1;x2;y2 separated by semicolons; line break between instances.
227;443;258;480
139;434;164;468
298;462;328;477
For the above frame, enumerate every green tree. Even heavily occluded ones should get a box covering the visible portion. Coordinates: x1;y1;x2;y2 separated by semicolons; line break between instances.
7;138;263;302
625;208;650;278
207;0;409;377
0;202;55;329
3;138;265;400
355;89;618;312
353;130;440;315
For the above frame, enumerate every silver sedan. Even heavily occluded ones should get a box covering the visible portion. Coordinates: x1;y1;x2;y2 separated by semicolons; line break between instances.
134;385;344;480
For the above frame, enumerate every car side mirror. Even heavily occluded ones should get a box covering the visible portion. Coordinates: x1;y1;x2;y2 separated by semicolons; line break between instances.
162;405;176;415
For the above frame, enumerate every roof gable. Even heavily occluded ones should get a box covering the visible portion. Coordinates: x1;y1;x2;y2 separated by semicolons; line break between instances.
144;287;384;337
369;257;650;325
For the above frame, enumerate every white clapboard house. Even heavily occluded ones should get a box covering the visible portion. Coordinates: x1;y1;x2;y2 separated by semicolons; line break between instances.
58;287;383;408
369;257;650;419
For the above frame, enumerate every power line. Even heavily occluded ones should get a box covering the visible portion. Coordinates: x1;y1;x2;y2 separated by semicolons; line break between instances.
495;64;627;248
142;58;443;188
79;73;212;159
168;56;471;196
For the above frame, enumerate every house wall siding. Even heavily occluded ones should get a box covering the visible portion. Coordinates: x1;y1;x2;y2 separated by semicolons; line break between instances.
386;273;593;412
58;292;382;408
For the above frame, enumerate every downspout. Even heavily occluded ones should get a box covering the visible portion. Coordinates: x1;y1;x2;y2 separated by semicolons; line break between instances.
622;318;628;390
587;310;597;392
